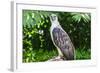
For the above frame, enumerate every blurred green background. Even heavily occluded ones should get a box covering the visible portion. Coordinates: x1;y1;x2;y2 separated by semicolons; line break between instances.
22;10;91;62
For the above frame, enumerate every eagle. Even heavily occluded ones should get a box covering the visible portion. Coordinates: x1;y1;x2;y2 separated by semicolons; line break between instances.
50;14;75;60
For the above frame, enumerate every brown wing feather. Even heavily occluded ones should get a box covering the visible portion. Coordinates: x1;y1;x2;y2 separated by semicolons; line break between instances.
52;27;75;60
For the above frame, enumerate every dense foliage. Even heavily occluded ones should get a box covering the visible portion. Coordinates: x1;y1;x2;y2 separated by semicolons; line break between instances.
22;10;91;62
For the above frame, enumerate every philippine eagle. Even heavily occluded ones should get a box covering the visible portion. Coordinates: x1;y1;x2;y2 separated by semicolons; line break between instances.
50;14;75;60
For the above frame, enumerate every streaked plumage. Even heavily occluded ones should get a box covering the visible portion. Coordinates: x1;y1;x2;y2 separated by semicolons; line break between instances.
50;14;75;60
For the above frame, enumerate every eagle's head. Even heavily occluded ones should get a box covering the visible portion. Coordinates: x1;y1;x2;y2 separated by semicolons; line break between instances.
50;14;58;22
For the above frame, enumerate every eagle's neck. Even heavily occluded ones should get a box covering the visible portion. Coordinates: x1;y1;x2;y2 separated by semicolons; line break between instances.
51;21;60;28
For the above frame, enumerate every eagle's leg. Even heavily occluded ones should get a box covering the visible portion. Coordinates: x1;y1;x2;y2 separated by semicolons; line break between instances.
56;48;64;59
57;48;63;57
47;48;65;61
47;56;64;61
